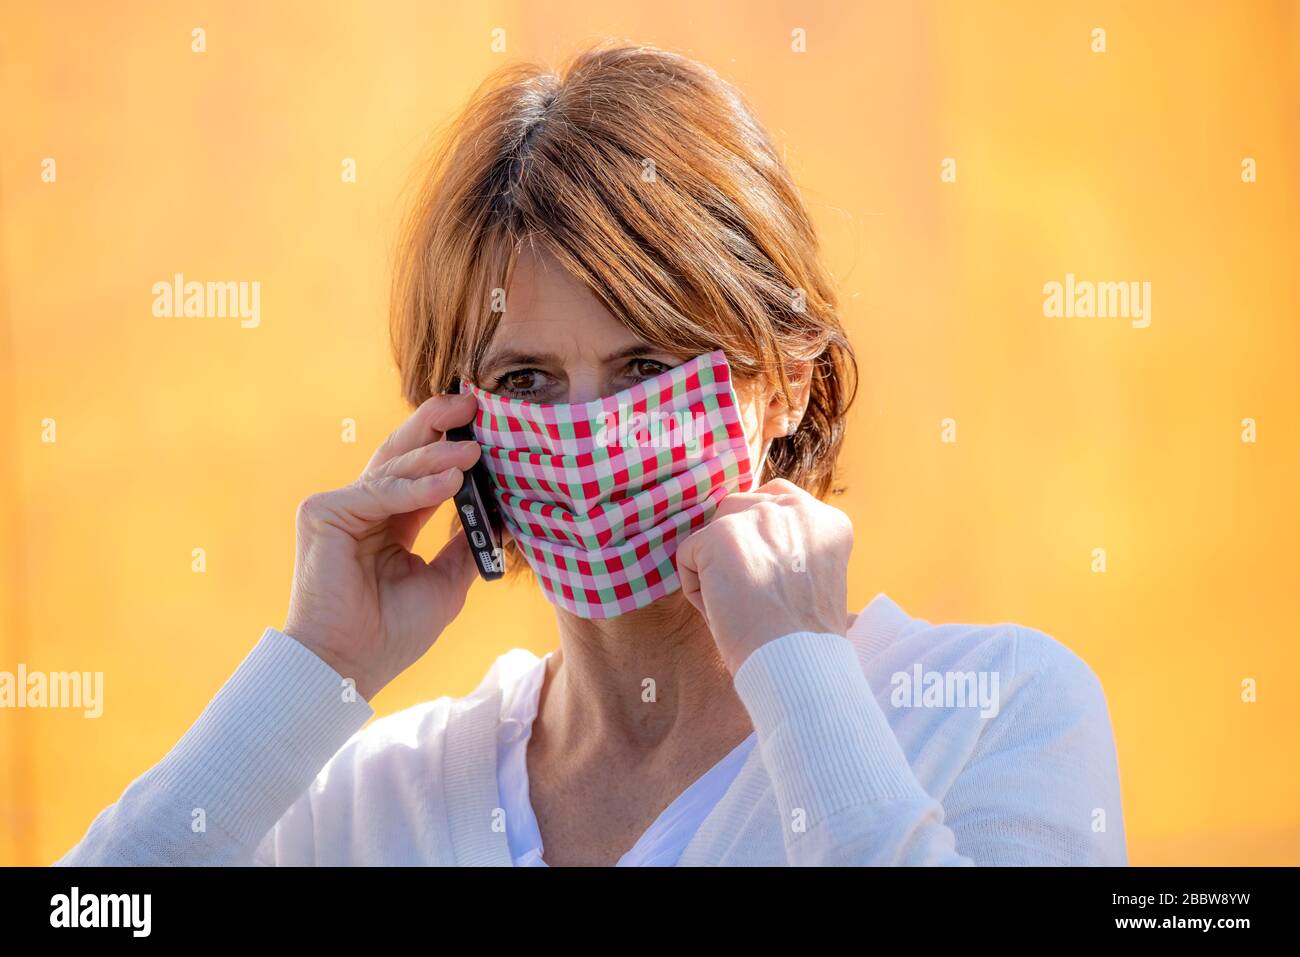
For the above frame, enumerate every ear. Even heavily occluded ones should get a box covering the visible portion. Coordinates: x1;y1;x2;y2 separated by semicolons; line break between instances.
760;359;813;443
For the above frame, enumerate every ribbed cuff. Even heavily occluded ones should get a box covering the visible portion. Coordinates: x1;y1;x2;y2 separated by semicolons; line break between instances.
150;627;375;847
733;631;928;826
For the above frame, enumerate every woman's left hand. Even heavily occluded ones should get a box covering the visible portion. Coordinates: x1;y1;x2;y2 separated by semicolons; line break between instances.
676;477;854;675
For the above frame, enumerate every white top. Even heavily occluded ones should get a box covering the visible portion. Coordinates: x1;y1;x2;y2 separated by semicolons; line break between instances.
496;652;758;866
54;593;1128;866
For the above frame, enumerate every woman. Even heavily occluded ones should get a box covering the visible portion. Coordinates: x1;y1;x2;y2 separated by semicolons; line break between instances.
58;43;1125;866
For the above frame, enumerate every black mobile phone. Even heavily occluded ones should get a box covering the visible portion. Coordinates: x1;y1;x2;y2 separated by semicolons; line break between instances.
445;381;505;580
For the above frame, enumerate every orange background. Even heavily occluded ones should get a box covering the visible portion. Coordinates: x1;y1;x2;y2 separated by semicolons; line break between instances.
1;1;1297;866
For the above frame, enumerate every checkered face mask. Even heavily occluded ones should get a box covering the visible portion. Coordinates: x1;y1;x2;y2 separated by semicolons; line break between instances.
460;349;755;618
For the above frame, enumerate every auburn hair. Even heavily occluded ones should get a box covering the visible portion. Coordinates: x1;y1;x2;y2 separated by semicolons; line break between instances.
390;42;857;506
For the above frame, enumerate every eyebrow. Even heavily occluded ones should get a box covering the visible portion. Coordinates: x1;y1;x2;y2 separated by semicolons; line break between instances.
478;342;669;374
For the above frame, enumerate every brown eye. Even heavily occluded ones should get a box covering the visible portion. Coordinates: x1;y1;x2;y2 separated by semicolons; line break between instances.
628;358;672;380
499;369;550;398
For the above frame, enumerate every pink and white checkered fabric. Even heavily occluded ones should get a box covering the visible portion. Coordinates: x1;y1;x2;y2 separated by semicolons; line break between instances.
460;349;754;618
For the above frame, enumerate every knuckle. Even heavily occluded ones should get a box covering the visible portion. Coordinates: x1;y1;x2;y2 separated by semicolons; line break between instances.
297;492;329;525
761;477;801;496
685;521;717;550
711;512;746;540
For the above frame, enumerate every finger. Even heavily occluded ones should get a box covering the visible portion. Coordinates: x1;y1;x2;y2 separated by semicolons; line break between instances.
753;477;806;499
380;440;484;548
711;490;777;521
310;470;465;537
424;529;479;598
365;392;478;474
379;437;481;481
675;530;710;624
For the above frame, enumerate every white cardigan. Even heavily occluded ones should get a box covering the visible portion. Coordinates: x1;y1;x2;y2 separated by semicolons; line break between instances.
54;594;1127;866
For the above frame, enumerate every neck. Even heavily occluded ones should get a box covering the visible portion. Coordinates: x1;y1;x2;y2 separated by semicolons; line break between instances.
538;591;752;754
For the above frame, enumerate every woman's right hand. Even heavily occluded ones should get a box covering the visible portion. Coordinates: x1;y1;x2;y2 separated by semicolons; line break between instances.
283;391;484;701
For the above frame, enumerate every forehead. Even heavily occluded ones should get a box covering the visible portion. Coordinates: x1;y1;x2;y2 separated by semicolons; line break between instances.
484;246;646;359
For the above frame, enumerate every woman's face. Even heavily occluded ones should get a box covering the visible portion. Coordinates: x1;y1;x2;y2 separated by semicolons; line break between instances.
475;247;798;485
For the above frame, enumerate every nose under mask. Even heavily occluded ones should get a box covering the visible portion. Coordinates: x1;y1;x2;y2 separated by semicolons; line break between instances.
460;349;755;618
